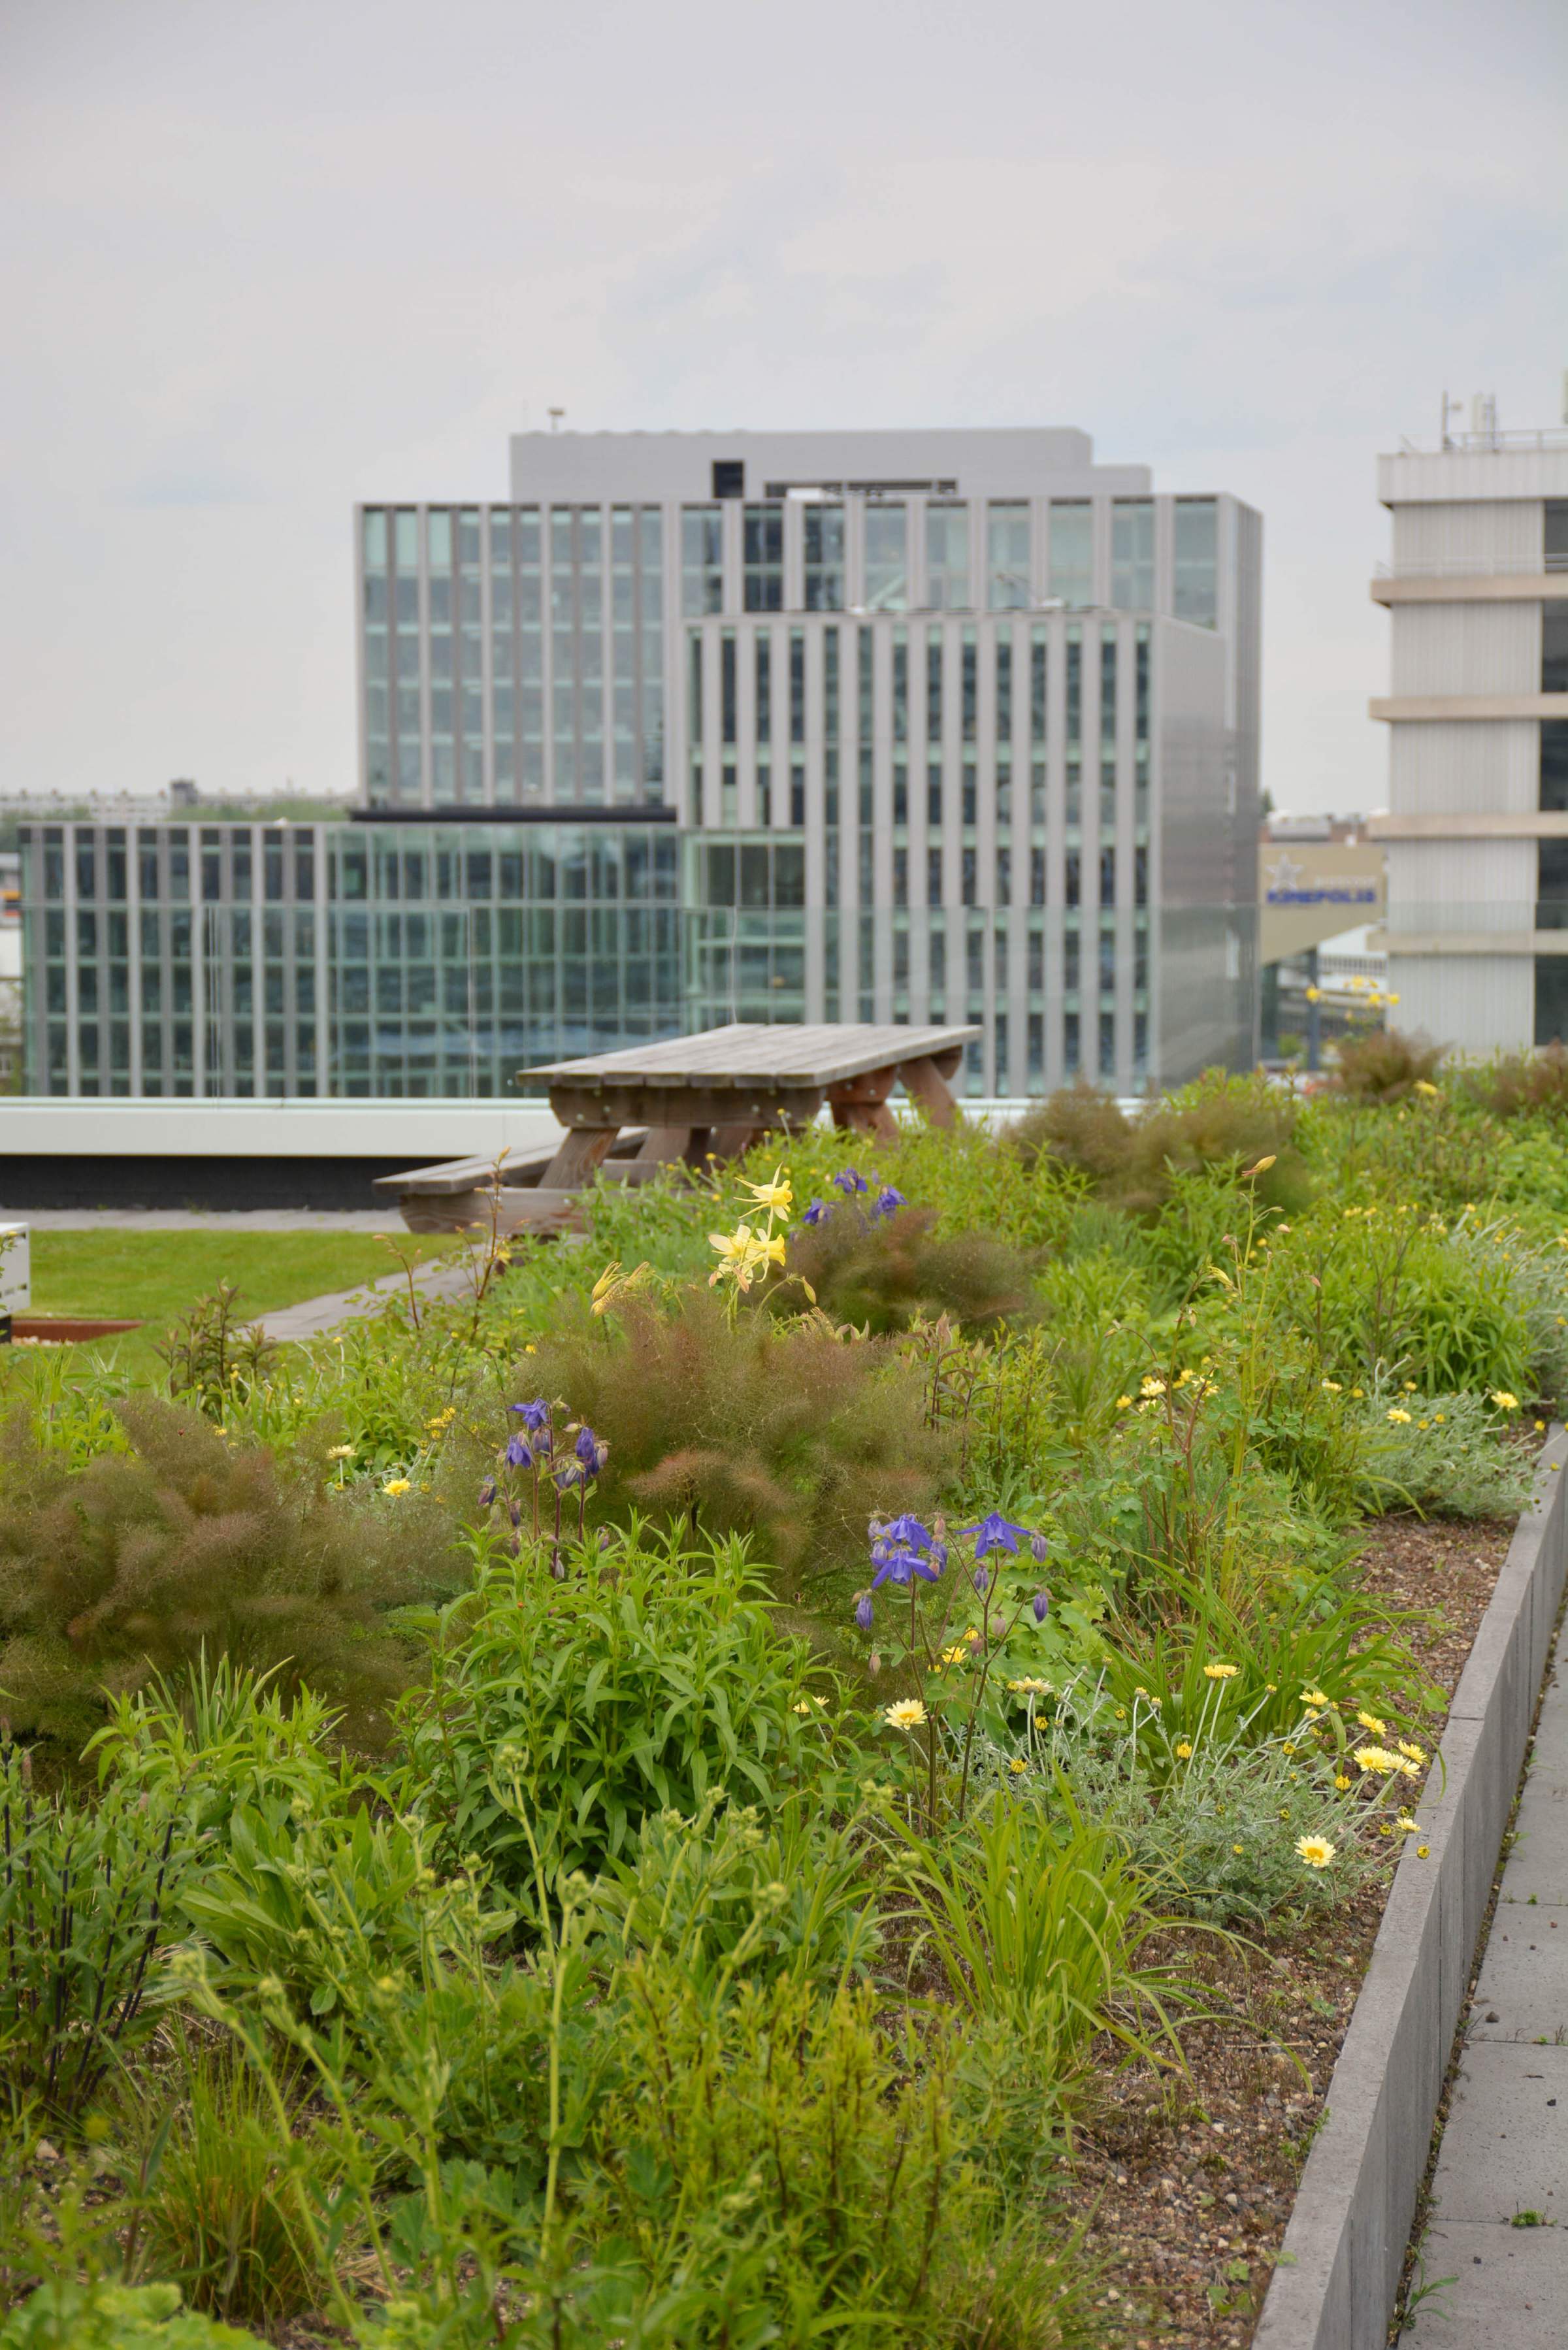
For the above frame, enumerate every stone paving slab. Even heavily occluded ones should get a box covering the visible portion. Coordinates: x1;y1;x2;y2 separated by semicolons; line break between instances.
1404;2220;1563;2342
257;1255;478;1343
1467;1912;1568;2044
1426;2041;1568;2221
1501;1750;1568;1908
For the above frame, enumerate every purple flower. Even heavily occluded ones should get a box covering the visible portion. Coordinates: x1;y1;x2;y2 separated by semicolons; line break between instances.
511;1399;551;1431
870;1543;942;1590
574;1424;608;1477
881;1513;933;1552
503;1433;534;1470
1032;1588;1051;1624
804;1199;830;1226
1030;1531;1049;1565
477;1475;497;1507
855;1592;875;1631
928;1539;949;1576
833;1168;868;1196
874;1184;907;1219
972;1565;988;1595
958;1511;1035;1561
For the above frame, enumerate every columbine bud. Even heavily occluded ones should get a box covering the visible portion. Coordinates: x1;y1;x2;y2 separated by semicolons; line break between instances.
867;1650;881;1677
506;1497;522;1528
1032;1589;1050;1624
988;1612;1007;1640
596;1526;613;1552
477;1477;497;1507
855;1592;874;1632
933;1514;947;1541
929;1541;949;1575
972;1566;987;1595
1030;1531;1049;1564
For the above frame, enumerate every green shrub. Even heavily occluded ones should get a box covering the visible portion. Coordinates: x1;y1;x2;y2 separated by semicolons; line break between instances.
87;1658;351;1843
156;1284;279;1418
1006;1073;1309;1220
1466;1043;1568;1120
769;1201;1037;1335
121;2039;345;2330
0;1398;462;1759
1326;1027;1443;1102
494;1288;947;1592
1354;1381;1537;1518
1;2282;259;2349
400;1535;834;1891
0;1738;197;2128
1277;1205;1531;1395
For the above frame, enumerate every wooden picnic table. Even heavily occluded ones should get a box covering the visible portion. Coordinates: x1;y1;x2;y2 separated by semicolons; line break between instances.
521;1021;979;1190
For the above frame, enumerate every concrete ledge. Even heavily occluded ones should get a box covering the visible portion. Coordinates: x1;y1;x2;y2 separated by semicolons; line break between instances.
1254;1430;1568;2350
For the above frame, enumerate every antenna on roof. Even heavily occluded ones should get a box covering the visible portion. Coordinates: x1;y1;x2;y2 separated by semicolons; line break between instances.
547;407;565;434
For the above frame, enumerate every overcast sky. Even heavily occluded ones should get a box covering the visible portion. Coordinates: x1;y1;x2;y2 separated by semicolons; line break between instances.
3;0;1564;815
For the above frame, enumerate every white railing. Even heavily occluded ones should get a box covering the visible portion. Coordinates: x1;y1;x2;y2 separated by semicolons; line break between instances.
1396;429;1568;456
1374;553;1568;579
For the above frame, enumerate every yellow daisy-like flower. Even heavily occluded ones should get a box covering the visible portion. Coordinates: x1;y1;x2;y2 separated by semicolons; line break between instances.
1401;1380;1418;1394
1175;1740;1194;1760
883;1699;928;1731
1115;1394;1133;1410
791;1695;824;1715
1396;1814;1419;1835
1334;1774;1352;1791
1350;1386;1365;1399
1008;1757;1027;1776
1203;1662;1239;1680
382;1477;412;1497
1386;1408;1412;1425
1354;1745;1399;1776
1296;1835;1336;1869
1417;1844;1430;1858
939;1642;972;1667
1397;1739;1426;1765
1232;1843;1244;1856
1006;1676;1051;1695
1491;1390;1520;1412
1413;1080;1441;1098
1301;1688;1330;1708
1357;1712;1388;1736
1321;1379;1342;1394
327;1443;356;1461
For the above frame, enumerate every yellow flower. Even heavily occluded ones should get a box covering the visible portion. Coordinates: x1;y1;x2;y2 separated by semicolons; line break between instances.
1296;1835;1336;1869
743;1166;793;1219
327;1443;356;1461
1282;1741;1297;1755
1490;1390;1520;1412
1416;1844;1430;1858
1334;1774;1351;1791
883;1699;928;1731
1232;1843;1244;1856
1008;1757;1027;1776
1354;1745;1399;1775
1386;1408;1412;1425
940;1643;972;1667
791;1695;825;1716
382;1478;412;1497
1301;1688;1330;1708
1357;1711;1388;1736
1402;1380;1418;1394
1350;1386;1365;1399
1140;1375;1167;1398
1006;1676;1051;1695
1397;1739;1426;1765
1175;1740;1194;1760
1203;1662;1239;1680
1396;1813;1419;1834
1115;1395;1133;1410
1413;1080;1441;1098
1320;1379;1342;1394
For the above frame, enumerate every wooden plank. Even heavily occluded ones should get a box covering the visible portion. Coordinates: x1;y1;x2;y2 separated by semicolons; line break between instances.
541;1124;620;1188
898;1053;960;1128
548;1083;820;1132
521;1021;980;1093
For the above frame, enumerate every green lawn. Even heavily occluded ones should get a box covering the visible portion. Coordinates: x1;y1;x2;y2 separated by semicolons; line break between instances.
18;1229;462;1382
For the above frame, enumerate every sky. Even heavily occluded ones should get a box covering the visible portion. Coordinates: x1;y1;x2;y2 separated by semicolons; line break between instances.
2;0;1565;817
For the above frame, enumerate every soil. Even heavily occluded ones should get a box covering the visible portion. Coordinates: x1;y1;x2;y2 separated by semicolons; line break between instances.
1062;1510;1517;2346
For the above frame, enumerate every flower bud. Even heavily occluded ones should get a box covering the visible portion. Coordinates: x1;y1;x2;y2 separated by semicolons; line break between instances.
1032;1589;1050;1624
867;1650;881;1677
855;1592;874;1632
988;1612;1007;1639
972;1566;987;1594
1030;1531;1049;1564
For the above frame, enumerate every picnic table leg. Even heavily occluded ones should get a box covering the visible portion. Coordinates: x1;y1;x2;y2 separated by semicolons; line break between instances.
898;1053;960;1129
827;1071;900;1146
542;1124;620;1188
636;1126;694;1165
708;1122;762;1162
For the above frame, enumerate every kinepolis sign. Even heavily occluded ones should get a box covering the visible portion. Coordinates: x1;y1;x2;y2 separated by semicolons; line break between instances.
1258;841;1385;964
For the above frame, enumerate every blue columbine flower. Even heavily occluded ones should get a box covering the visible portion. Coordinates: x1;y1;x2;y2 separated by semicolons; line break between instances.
1032;1589;1051;1623
881;1512;933;1552
958;1510;1036;1561
503;1433;534;1469
855;1592;875;1631
511;1399;552;1432
870;1542;941;1590
575;1424;608;1475
477;1475;497;1507
804;1198;830;1226
874;1184;907;1219
833;1168;868;1196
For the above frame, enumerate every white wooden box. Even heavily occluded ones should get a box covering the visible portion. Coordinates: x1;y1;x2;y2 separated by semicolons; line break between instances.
0;1224;31;1314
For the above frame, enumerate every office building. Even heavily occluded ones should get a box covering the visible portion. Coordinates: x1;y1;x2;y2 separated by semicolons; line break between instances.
20;428;1261;1098
1370;412;1568;1050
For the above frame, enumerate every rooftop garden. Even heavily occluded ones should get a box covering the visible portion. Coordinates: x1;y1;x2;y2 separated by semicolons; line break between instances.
5;1034;1568;2347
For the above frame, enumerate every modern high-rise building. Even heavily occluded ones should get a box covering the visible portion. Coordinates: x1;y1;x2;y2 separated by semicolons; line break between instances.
1371;415;1568;1051
19;428;1261;1098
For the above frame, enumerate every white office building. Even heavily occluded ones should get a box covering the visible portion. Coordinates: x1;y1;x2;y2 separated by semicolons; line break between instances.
1370;417;1568;1051
356;427;1262;1094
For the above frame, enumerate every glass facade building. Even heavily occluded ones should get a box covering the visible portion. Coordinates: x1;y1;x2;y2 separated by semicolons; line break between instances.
22;430;1261;1099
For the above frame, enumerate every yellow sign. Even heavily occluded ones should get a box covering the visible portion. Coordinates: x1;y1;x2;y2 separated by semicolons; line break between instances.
1259;841;1385;963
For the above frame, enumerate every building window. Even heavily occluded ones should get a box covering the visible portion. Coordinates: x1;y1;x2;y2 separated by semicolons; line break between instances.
925;503;969;609
864;504;908;612
1544;612;1568;696
804;504;844;609
743;504;783;612
1541;721;1568;811
1050;502;1092;608
1112;500;1154;610
1546;502;1568;573
988;502;1030;610
1101;627;1117;745
1173;498;1218;628
712;459;744;499
681;506;724;616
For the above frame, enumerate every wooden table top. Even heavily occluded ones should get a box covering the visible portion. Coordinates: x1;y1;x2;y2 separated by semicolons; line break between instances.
521;1021;979;1092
